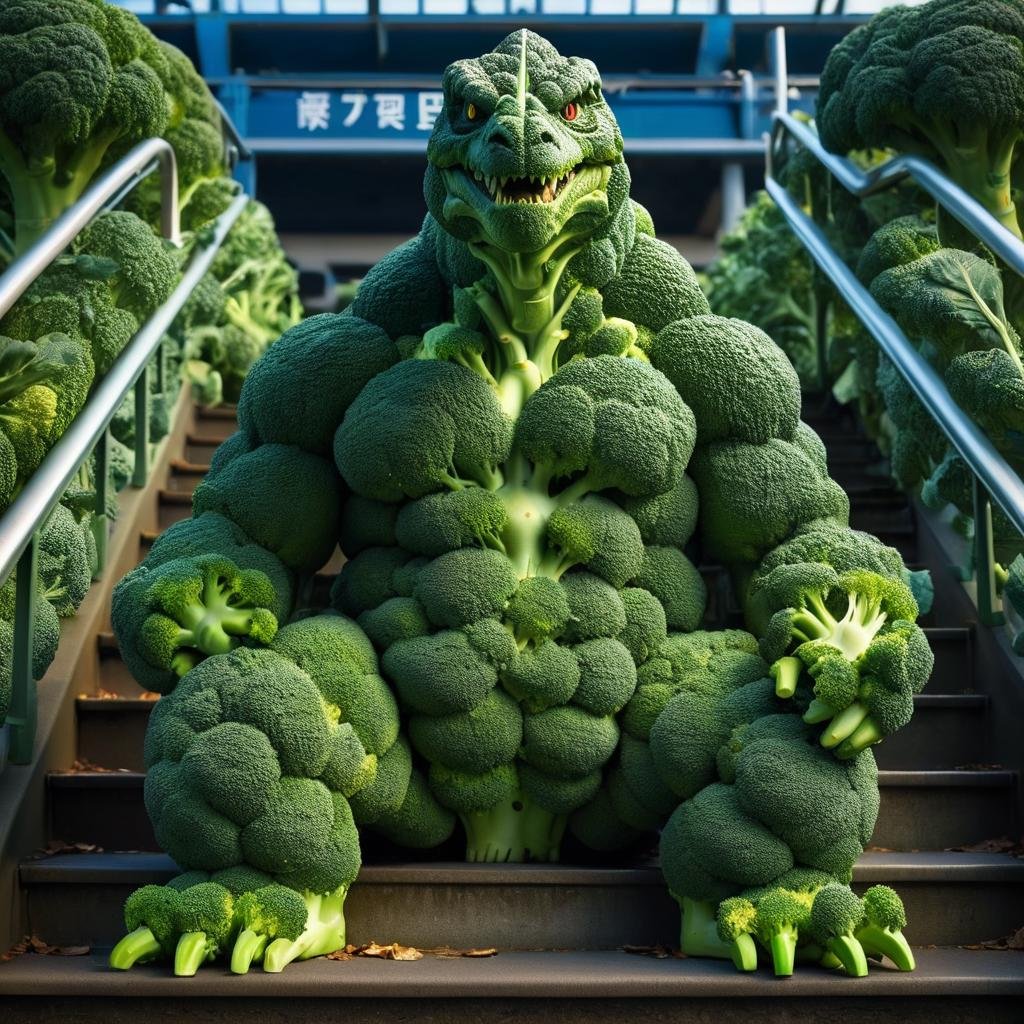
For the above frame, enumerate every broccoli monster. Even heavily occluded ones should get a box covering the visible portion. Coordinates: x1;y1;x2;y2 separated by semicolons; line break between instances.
112;30;928;976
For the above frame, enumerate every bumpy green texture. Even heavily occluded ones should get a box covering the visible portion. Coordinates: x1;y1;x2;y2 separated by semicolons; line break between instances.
111;30;928;976
818;0;1024;242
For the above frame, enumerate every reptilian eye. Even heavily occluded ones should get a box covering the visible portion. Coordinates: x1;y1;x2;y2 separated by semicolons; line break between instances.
466;102;478;121
562;102;578;122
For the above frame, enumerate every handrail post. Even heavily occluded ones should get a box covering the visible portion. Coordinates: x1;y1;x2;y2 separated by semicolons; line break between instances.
8;535;39;765
771;27;788;117
132;364;151;488
973;477;1005;627
92;428;110;580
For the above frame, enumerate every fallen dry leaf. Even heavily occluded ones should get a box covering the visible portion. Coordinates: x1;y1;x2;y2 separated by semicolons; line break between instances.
947;836;1024;857
2;936;90;960
28;840;103;859
963;926;1024;951
140;691;160;701
419;947;498;958
329;942;423;961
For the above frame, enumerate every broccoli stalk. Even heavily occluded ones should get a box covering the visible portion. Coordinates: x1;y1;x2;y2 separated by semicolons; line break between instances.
753;890;807;977
231;885;309;975
808;883;869;978
173;882;237;977
262;886;349;973
461;790;565;863
855;885;915;972
679;896;738;962
109;885;182;970
716;896;759;972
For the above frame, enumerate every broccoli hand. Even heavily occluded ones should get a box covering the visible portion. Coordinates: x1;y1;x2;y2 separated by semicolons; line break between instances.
117;554;279;691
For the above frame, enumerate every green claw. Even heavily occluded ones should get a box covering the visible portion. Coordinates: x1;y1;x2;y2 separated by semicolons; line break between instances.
802;697;838;725
771;656;802;699
835;716;884;759
826;934;869;977
174;931;212;977
820;702;869;749
730;933;759;972
769;929;798;977
109;926;161;970
231;928;268;975
856;923;916;972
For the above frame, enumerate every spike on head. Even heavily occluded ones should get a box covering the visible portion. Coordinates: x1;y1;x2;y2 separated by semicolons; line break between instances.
517;29;529;117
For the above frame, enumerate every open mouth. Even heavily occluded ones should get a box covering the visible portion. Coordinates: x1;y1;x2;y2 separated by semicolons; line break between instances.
462;164;580;205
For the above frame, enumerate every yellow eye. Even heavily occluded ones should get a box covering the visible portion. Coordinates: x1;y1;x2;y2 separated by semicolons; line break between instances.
466;102;478;121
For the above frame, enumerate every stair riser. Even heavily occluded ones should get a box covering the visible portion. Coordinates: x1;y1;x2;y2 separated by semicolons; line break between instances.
924;633;973;694
872;707;985;770
22;869;1022;950
158;502;192;530
872;784;1018;850
77;703;988;775
47;776;1017;860
5;995;1022;1024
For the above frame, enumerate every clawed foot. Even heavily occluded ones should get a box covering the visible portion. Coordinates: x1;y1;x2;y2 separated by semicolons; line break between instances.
682;881;915;978
109;879;348;976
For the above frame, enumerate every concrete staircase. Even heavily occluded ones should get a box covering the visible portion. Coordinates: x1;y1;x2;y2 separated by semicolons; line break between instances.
1;401;1022;1021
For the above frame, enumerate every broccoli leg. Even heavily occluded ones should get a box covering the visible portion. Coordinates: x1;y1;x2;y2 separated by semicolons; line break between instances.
230;929;269;975
174;931;218;977
263;888;348;973
679;897;737;961
765;924;799;977
109;927;161;969
856;922;915;972
461;792;566;863
770;656;802;699
825;934;869;978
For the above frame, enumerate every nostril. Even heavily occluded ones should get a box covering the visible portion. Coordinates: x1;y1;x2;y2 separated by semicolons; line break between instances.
488;127;514;151
539;130;555;144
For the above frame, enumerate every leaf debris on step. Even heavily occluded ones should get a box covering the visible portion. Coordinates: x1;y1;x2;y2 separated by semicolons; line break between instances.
946;836;1024;857
328;943;498;961
77;688;159;702
622;944;686;959
960;926;1024;951
2;936;90;961
28;839;104;859
53;758;133;774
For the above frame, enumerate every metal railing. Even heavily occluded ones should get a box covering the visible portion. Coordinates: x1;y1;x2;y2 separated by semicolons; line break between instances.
764;28;1024;631
0;138;249;770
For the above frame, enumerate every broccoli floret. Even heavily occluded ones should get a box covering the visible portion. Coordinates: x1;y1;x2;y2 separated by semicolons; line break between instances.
395;488;508;557
357;596;430;650
856;884;915;972
229;885;307;975
113;554;279;694
570;637;636;716
631;545;707;633
520;704;619;779
109;884;183;970
173;882;236;976
618;472;699;549
650;314;801;445
807;883;869;978
500;639;579;712
339;496;400;557
716;896;759;972
559;572;626;642
413;547;519;628
408;688;523;774
855;215;940;285
0;1;168;254
818;0;1024;239
514;355;696;500
541;495;644;587
335;359;511;500
504;576;570;646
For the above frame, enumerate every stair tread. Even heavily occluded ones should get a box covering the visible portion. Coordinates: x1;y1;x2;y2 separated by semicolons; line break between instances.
169;457;211;475
158;490;192;505
0;946;1020;998
195;404;238;421
21;851;1024;886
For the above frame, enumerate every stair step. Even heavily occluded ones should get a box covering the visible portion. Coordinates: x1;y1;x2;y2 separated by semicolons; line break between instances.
157;489;192;529
872;769;1018;849
45;768;1018;857
166;457;211;492
18;851;1024;950
184;432;226;463
193;405;239;440
73;687;985;775
2;947;1022;1023
923;627;974;693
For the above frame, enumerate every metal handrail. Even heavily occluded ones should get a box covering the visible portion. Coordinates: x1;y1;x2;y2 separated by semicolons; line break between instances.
765;177;1024;544
769;111;1024;280
0;139;180;320
0;194;248;588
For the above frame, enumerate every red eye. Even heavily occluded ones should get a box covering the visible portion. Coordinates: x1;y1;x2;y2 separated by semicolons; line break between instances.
562;102;578;122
